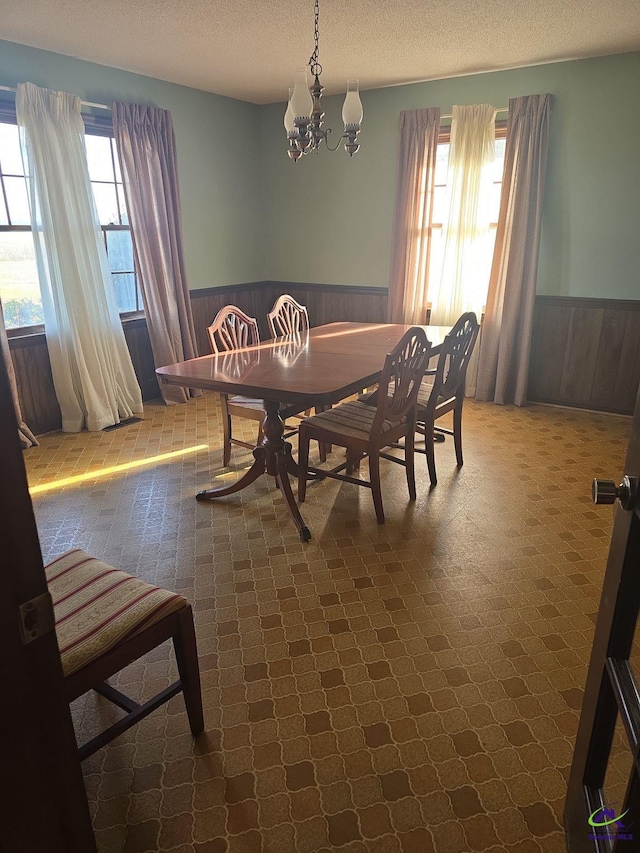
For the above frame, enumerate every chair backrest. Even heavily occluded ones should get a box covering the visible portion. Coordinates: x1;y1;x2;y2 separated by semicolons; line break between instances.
267;294;309;338
372;327;431;433
207;305;260;354
431;312;480;403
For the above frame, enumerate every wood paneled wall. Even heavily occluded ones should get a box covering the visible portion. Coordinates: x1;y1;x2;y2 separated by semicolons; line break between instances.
9;332;60;435
190;282;389;352
9;285;639;435
10;316;163;435
528;296;640;415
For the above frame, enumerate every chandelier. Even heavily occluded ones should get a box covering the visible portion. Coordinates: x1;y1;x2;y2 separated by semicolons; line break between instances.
284;0;363;160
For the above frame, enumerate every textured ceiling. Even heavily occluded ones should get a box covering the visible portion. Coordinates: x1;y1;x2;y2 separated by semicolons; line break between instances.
1;0;639;104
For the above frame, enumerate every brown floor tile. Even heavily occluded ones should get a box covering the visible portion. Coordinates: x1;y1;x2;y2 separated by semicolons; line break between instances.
327;810;361;846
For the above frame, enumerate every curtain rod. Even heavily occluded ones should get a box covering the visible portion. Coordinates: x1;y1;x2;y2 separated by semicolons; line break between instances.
440;106;508;119
0;84;111;111
0;84;508;119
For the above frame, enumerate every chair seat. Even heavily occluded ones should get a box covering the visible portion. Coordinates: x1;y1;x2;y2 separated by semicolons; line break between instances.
301;400;397;442
46;549;187;678
228;396;302;417
228;395;264;408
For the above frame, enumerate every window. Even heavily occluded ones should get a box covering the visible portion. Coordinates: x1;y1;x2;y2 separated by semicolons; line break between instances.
427;123;507;296
0;118;141;330
85;133;142;314
0;121;42;329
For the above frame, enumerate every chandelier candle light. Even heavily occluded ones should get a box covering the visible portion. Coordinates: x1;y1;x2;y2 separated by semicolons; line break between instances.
284;0;363;160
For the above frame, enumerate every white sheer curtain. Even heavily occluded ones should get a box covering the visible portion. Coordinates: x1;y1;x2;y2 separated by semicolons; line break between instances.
428;104;497;326
16;82;142;432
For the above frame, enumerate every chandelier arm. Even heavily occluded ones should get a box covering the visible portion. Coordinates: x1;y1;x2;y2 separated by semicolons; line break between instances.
324;132;348;153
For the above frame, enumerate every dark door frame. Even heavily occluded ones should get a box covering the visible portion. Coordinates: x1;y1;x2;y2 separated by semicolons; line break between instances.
0;347;96;851
565;386;640;851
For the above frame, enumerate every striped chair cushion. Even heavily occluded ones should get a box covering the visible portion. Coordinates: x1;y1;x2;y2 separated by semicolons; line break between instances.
301;400;396;441
45;549;187;677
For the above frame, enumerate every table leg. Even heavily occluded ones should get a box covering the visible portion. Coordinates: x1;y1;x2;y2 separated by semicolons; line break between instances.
197;399;312;542
276;445;311;542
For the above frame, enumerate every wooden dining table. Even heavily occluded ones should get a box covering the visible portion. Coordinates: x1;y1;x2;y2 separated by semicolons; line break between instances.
156;322;451;541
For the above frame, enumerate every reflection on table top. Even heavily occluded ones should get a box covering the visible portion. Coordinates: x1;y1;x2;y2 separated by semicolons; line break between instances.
156;322;451;406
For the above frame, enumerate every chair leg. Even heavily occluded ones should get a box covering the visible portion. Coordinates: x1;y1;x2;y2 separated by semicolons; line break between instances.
453;402;464;467
405;423;417;501
369;451;385;524
298;428;310;502
222;399;232;467
425;420;437;486
314;406;330;462
256;424;264;448
173;606;204;736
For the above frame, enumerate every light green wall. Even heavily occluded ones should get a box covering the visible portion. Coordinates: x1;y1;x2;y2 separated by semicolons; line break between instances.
260;52;640;300
1;41;638;300
0;38;263;290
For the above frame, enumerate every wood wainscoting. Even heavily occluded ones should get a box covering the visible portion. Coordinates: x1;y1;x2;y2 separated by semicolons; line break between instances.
9;315;160;435
528;296;640;415
10;286;639;435
189;281;389;352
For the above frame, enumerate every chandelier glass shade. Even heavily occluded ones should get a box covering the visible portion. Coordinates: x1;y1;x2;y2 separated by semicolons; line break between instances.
284;1;363;160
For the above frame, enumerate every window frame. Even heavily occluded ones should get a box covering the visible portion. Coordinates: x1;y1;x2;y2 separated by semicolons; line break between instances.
0;104;143;338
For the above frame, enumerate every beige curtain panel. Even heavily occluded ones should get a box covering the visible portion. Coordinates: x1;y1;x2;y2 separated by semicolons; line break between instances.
0;299;38;449
18;83;143;433
112;103;201;405
428;103;497;327
387;107;441;325
475;94;553;406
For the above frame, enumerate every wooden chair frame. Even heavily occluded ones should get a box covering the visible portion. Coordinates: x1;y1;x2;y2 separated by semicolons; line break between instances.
268;294;310;339
67;604;204;760
415;312;480;485
207;306;269;465
298;328;431;524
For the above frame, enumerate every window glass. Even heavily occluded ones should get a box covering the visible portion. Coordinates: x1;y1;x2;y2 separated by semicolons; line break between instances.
492;138;506;182
84;134;115;183
0;123;24;176
92;183;120;225
0;231;43;327
4;176;31;225
106;229;135;272
85;132;141;313
432;185;447;225
434;142;450;186
111;272;138;313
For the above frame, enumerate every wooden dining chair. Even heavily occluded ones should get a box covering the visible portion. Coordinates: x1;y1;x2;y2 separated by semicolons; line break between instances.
267;294;309;339
207;305;270;465
46;549;204;760
414;311;480;485
297;327;431;524
207;305;317;465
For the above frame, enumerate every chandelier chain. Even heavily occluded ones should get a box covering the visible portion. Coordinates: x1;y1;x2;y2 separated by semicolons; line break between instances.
309;0;322;78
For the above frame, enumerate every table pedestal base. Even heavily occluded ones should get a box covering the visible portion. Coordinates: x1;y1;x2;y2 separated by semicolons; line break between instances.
196;399;311;542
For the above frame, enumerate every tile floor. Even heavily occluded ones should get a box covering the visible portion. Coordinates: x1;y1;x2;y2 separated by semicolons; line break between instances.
25;394;632;853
